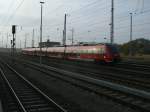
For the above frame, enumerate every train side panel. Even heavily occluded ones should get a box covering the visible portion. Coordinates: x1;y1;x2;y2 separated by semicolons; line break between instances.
22;44;120;63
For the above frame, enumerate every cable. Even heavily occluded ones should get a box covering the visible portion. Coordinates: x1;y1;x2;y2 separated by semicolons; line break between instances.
135;0;140;13
141;0;145;13
69;0;102;14
3;0;25;26
0;0;15;25
116;21;150;30
46;0;107;24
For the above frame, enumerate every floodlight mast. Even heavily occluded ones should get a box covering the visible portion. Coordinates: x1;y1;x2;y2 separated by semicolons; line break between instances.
110;0;114;44
130;13;133;56
40;1;44;65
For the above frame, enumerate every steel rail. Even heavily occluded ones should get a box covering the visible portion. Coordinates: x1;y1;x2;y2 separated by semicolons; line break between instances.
0;59;67;112
121;60;150;67
38;60;150;85
22;55;150;75
119;62;150;69
0;67;27;112
26;60;150;101
2;56;150;111
19;59;150;111
3;56;150;99
33;60;150;93
6;63;67;112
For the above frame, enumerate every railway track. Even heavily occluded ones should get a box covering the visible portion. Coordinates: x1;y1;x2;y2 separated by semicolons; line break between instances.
12;58;150;112
24;56;150;77
41;60;150;91
0;71;21;112
3;54;150;75
115;62;150;72
2;55;150;91
0;60;67;112
18;56;150;92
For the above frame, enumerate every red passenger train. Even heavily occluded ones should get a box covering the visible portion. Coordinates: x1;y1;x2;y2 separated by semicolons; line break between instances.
22;44;121;63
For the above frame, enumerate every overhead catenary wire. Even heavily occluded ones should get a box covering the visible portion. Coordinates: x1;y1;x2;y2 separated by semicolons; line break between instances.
3;0;25;27
141;0;145;13
0;0;15;25
1;0;150;47
44;1;150;31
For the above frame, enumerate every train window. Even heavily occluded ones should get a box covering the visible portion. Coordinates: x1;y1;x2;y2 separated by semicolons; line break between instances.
82;50;86;54
73;50;76;53
80;50;83;54
84;50;87;54
91;49;94;54
86;50;88;54
79;50;82;54
77;50;80;54
88;49;92;54
93;49;97;54
98;48;101;54
98;48;103;54
101;48;105;54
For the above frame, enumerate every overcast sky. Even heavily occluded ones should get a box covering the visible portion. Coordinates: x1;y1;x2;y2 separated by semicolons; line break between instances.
0;0;150;48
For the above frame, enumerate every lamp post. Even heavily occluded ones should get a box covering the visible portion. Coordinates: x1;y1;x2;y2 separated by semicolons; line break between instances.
40;1;44;64
110;0;114;44
130;12;133;56
70;28;74;45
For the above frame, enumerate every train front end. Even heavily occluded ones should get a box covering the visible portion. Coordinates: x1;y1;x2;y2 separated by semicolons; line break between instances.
103;44;121;63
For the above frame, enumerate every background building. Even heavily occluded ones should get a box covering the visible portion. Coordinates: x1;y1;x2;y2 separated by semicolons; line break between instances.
39;40;60;47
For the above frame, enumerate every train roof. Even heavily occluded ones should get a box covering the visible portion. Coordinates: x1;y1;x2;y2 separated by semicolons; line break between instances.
22;43;117;50
51;43;113;47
